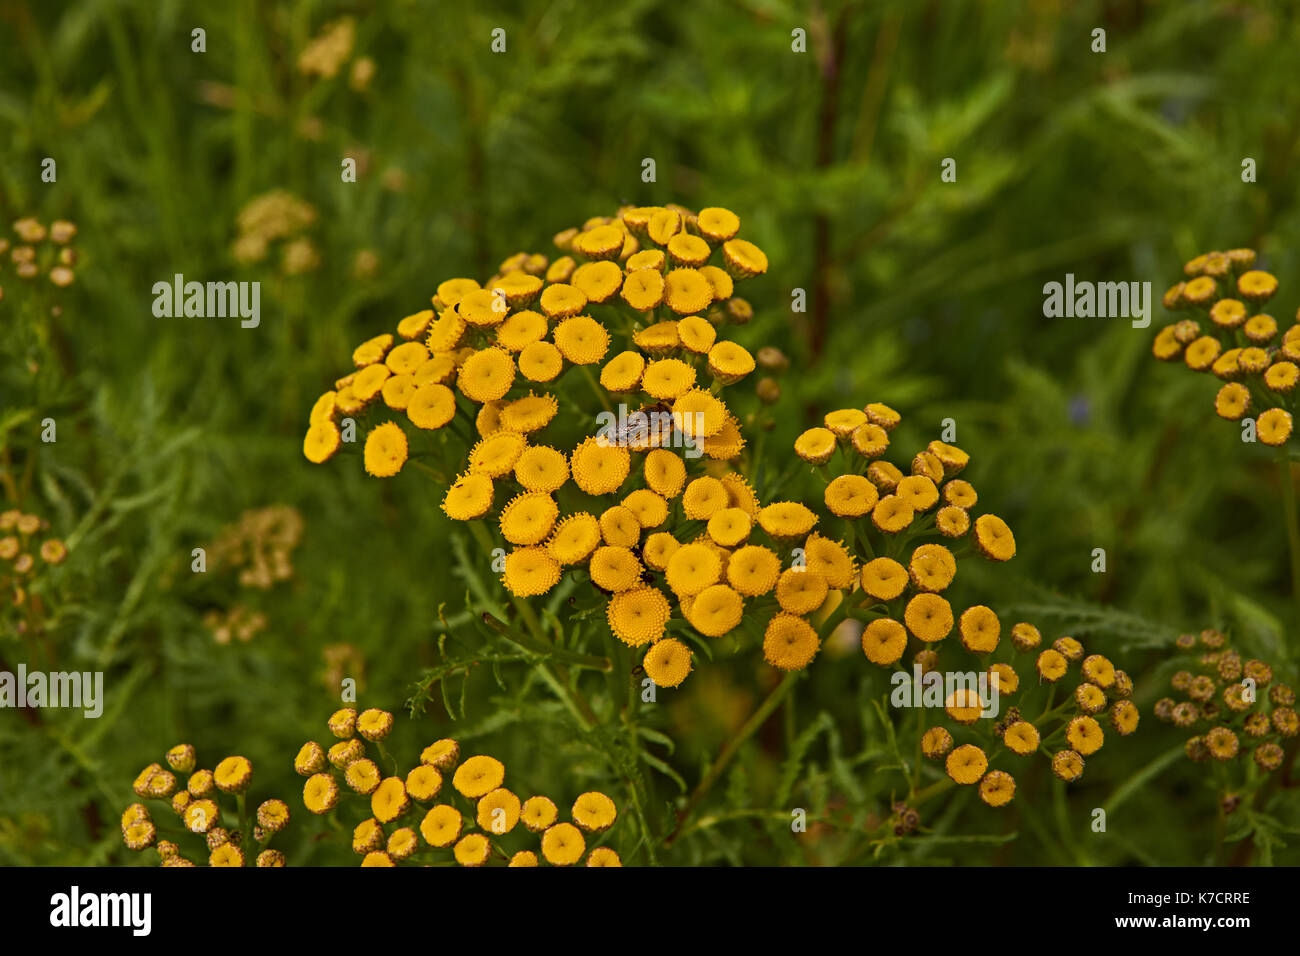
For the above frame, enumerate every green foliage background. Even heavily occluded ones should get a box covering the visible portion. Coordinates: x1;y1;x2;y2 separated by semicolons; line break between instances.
2;0;1299;865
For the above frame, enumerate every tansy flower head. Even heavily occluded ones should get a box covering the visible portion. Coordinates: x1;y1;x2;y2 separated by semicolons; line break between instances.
643;637;693;688
763;613;820;671
607;587;671;646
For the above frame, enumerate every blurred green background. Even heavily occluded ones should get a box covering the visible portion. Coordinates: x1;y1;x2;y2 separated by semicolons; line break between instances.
2;0;1299;865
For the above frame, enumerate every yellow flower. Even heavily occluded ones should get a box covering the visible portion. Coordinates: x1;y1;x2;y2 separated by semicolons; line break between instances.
360;851;395;867
303;421;341;463
210;844;244;867
587;847;622;867
518;341;564;382
398;308;434;340
861;618;907;666
497;309;549;351
436;277;481;309
634;320;681;355
620;269;665;311
1266;361;1299;394
695;206;740;242
707;341;755;383
774;568;828;615
643;531;681;571
572;791;618;832
910;729;952;765
382;374;417;410
500;492;559;546
478;787;523;835
1076;683;1107;714
413;353;457;387
895;476;939;511
673;388;728;438
721;238;768;278
457;288;511;328
794;427;837;465
442;472;494;520
539;283;588;320
677;315;718;354
214;755;253;793
548;512;602;564
1258;407;1293;446
1215;383;1251;420
1152;325;1183;360
1003;720;1040;756
515;446;569;493
541;822;586;866
363;422;409;477
453;755;506;799
571;260;624;303
871;495;914;534
420;805;462;847
945;744;988;784
666;543;723;596
763;613;820;671
1111;700;1140;735
1066;716;1104;756
851;423;890;458
908;543;956;593
683;476;728;520
642;358;697;400
502;546;561;597
622;489;670;529
257;799;290;833
868;461;903;492
598;505;641;548
123;820;156;851
426;310;468;352
589;545;643;592
600;351;647;392
1184;336;1221;371
1244;313;1278;344
989;663;1018;694
352;818;384;855
407;383;458;431
500;393;559;433
861;557;909;600
1036;648;1068;682
607;587;671;646
803;534;855;589
573;223;626;260
904;593;953;643
758;501;818;539
935;506;969;538
644;448;687;497
454;833;492;867
421;738;460;771
387;827;419;861
687;584;744;637
345;758;382;795
664;268;714;315
457;347;516;402
405;765;443;802
726;544;781;596
469;431;527;477
571;437;631;495
1209;298;1247;329
553;315;610;365
1181;275;1217;306
973;514;1015;561
509;851;539;867
959;605;1000;654
825;474;878;517
521;796;559;832
706;507;751;547
353;333;394;367
1238;269;1278;303
643;637;693;687
302;774;338;815
945;687;983;724
703;415;746;459
978;770;1015;807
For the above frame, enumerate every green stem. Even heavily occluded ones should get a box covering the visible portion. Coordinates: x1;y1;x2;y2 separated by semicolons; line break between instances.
665;671;801;845
1278;451;1300;658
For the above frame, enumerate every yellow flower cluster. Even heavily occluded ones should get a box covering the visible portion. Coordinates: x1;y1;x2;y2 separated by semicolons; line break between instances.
304;205;773;688
298;707;622;867
122;745;289;867
1;507;68;617
778;403;1014;674
917;629;1137;806
1153;248;1295;445
231;190;318;270
1;216;79;291
1153;629;1296;772
206;504;303;589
